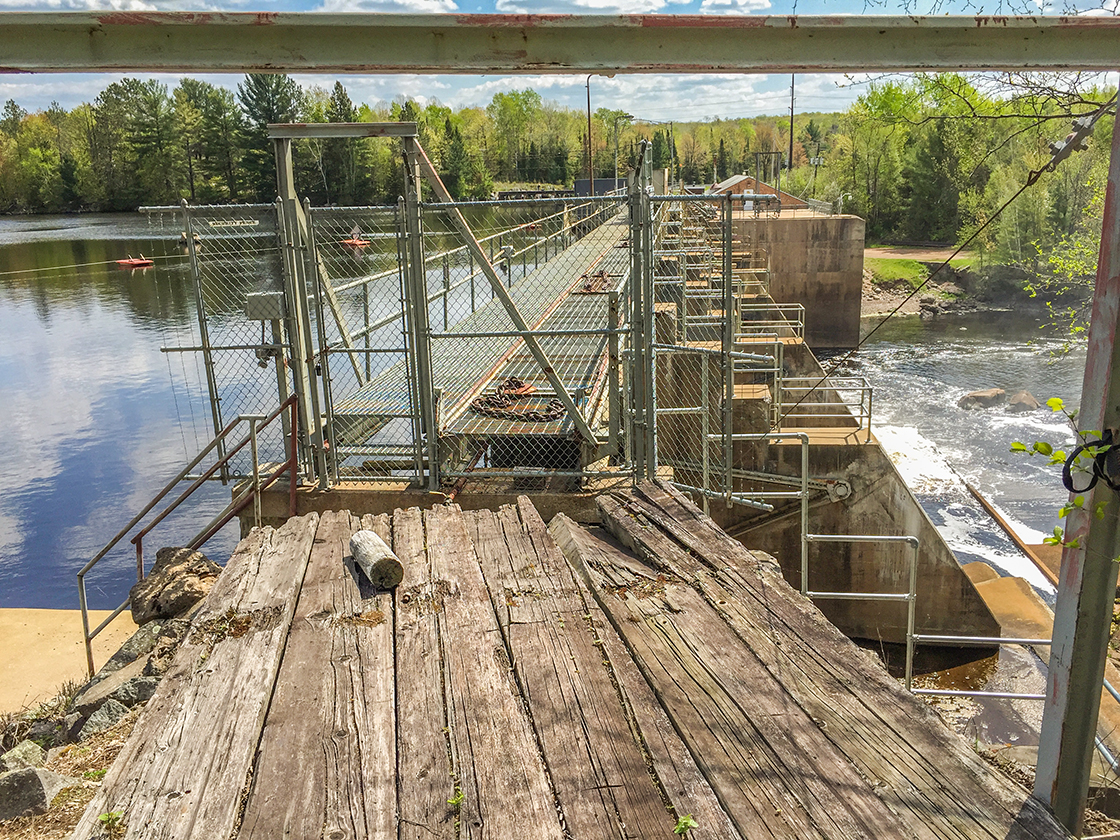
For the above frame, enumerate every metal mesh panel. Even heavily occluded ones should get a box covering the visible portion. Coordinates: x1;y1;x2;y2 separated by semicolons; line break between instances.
650;196;785;512
419;197;629;490
182;204;292;477
308;205;418;482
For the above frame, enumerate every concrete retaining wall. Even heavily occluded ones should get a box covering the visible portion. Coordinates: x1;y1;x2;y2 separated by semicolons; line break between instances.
733;213;864;350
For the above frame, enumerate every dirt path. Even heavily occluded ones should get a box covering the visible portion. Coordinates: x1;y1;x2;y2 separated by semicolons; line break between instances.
865;246;977;262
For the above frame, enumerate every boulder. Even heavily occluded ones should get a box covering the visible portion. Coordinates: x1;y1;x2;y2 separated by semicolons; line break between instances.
70;656;148;717
129;547;221;625
143;618;192;677
0;767;78;821
95;619;165;678
78;699;128;741
24;719;65;750
109;676;160;709
958;388;1007;410
63;713;84;743
1008;390;1042;413
0;740;44;771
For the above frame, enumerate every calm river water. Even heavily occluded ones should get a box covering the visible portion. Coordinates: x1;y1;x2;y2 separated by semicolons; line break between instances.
0;214;237;610
0;213;1086;611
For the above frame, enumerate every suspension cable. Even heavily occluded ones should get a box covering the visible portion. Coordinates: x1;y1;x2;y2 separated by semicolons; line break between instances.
769;94;1118;432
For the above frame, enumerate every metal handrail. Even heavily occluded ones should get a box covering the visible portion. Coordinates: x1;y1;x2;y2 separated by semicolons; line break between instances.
782;375;873;442
77;395;299;677
907;633;1120;773
803;533;920;691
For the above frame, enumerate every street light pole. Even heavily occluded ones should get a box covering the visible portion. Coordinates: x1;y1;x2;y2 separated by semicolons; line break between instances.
586;74;594;197
614;112;633;192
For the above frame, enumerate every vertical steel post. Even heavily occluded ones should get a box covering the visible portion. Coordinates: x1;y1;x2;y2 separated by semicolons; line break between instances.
642;152;656;477
800;433;809;596
442;254;450;329
181;200;228;479
303;200;336;488
363;277;371;381
274;137;326;486
403;139;439;491
250;417;261;529
608;290;620;457
398;198;425;484
702;353;710;516
722;194;734;505
629;157;647;479
1035;105;1120;836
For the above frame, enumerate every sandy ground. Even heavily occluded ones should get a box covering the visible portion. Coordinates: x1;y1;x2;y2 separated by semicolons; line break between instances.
865;245;978;262
0;609;138;714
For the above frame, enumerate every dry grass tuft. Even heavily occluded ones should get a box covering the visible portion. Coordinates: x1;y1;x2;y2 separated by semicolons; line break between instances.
0;707;140;840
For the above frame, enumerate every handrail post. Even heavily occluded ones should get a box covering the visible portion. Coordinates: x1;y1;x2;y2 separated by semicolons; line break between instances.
905;537;919;691
800;432;809;596
289;397;298;517
78;577;94;677
135;537;144;582
250;417;261;529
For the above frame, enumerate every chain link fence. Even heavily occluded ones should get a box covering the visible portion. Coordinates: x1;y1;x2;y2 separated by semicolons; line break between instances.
307;205;418;482
650;195;788;512
160;178;867;501
168;203;293;480
420;197;629;492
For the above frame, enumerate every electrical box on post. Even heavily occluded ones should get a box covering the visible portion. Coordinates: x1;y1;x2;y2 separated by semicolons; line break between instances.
245;291;286;321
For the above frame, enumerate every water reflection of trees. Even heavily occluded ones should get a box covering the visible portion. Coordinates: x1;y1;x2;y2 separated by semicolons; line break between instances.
0;235;197;326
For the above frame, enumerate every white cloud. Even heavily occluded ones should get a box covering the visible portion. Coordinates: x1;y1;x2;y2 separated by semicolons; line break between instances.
496;0;666;10
698;0;771;11
316;0;457;10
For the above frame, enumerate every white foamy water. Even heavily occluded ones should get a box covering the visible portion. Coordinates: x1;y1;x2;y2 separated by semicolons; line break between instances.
876;424;1056;597
840;311;1086;604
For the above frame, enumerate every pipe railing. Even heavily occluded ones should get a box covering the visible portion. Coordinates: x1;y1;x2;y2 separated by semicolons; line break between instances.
908;632;1120;775
804;533;920;691
77;395;299;678
782;375;873;442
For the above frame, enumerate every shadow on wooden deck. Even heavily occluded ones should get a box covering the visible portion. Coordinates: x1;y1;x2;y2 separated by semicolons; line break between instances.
70;481;1069;840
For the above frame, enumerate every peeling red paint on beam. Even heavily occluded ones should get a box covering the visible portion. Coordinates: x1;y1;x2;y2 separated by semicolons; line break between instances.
2;12;1119;74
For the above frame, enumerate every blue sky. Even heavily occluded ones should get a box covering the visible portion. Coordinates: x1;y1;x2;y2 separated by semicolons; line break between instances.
0;0;1114;119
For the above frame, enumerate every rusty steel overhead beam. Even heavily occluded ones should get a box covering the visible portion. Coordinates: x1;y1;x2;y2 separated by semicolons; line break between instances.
267;122;419;138
0;13;1117;74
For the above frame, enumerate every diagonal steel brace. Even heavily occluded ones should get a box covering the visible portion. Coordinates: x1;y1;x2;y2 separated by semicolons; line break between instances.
407;137;597;446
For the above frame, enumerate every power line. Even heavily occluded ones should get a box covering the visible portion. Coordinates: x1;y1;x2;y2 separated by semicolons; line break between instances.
771;93;1118;429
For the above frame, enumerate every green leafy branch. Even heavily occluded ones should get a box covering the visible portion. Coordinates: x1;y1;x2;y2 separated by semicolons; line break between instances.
1011;397;1120;560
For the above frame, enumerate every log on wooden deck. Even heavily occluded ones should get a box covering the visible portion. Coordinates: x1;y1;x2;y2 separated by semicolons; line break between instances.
584;480;1069;840
69;514;320;840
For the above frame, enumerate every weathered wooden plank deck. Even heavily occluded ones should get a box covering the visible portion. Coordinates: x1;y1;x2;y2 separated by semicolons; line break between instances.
70;482;1070;840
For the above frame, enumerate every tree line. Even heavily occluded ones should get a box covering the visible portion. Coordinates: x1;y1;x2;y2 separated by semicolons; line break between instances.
0;72;1113;279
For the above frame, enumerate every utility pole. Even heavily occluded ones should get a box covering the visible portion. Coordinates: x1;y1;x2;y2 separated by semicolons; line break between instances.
1034;100;1120;836
586;74;594;197
788;74;795;171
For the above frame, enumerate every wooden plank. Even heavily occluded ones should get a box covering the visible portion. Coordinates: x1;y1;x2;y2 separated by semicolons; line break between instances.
393;505;457;840
548;515;745;840
424;503;564;840
575;504;906;839
605;481;1070;840
465;500;677;840
70;514;320;840
237;509;396;840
